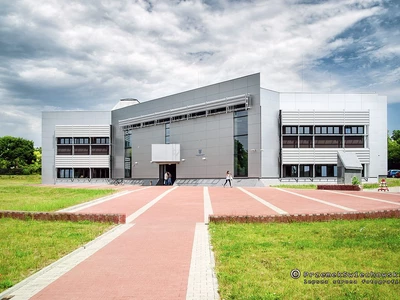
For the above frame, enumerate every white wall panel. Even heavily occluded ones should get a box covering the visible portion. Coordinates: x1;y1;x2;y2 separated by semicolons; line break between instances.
55;125;110;137
55;155;110;168
282;149;370;164
281;111;369;125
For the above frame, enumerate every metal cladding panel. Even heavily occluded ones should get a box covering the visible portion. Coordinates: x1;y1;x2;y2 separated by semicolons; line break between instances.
55;155;110;168
55;125;110;137
282;149;370;164
281;111;369;125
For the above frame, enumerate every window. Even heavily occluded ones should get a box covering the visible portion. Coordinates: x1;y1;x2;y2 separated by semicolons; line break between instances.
282;136;298;148
74;138;89;144
345;136;364;148
91;168;109;178
124;131;132;178
345;126;364;134
283;165;298;177
57;168;73;178
74;145;90;155
234;111;248;177
74;168;90;178
57;137;73;144
283;126;297;134
91;145;109;155
57;145;72;155
299;136;312;148
299;126;312;134
91;137;109;144
315;137;342;148
300;165;313;177
165;123;170;144
315;165;336;177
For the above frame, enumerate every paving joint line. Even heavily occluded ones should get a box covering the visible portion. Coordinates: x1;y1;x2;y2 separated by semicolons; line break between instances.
276;188;356;211
0;224;134;300
323;190;400;206
238;187;288;214
126;186;178;223
204;187;213;224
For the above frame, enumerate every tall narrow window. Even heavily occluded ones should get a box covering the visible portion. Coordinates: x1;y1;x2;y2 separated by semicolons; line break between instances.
165;123;170;144
124;131;132;178
234;111;248;177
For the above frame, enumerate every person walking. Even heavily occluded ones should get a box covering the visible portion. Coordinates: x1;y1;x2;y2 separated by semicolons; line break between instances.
223;171;233;188
167;172;172;185
164;172;169;185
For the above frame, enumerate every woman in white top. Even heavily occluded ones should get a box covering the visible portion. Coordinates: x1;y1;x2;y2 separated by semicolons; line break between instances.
223;171;233;188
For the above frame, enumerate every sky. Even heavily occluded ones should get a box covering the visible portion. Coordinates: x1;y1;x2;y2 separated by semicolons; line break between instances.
0;0;399;147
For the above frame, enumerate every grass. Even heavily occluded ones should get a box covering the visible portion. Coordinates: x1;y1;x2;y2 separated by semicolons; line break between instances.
210;219;400;300
363;178;400;189
0;218;113;292
0;175;116;211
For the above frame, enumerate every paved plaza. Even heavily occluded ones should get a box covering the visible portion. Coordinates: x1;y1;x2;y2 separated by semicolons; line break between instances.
1;186;399;300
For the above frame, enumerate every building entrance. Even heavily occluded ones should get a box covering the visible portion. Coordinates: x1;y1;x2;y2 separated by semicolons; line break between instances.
159;164;176;185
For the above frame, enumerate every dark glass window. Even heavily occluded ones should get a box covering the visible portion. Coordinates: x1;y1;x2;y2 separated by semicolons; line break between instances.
74;168;90;178
57;145;72;155
315;137;342;148
283;165;298;177
234;113;248;177
282;136;298;148
345;136;364;148
57;168;73;178
299;136;312;148
358;126;364;134
300;165;313;177
74;145;90;155
91;168;109;178
91;145;109;155
315;165;337;177
124;131;132;178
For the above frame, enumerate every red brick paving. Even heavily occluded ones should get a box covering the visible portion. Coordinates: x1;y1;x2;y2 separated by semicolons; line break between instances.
32;187;203;300
26;185;400;300
208;187;278;215
241;187;351;214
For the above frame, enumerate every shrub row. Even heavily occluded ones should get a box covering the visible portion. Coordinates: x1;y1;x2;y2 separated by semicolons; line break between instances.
210;209;400;224
317;184;361;191
0;210;126;224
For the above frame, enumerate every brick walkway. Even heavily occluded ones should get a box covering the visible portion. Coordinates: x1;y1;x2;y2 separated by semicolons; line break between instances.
1;186;399;300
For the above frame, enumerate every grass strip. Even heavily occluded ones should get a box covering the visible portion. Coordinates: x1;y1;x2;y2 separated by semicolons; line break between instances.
210;219;400;300
0;218;114;292
0;186;116;211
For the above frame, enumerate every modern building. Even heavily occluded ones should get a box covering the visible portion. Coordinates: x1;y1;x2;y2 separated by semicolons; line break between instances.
42;73;387;185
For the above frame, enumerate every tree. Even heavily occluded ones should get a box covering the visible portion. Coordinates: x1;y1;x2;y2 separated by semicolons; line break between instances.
0;136;35;171
388;131;400;169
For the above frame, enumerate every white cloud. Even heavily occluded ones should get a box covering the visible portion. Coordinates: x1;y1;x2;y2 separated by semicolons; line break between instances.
0;0;398;146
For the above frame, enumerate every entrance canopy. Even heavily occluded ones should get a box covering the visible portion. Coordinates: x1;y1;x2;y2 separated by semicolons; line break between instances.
151;144;181;163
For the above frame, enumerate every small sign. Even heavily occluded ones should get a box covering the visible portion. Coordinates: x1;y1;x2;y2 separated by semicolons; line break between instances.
196;149;205;156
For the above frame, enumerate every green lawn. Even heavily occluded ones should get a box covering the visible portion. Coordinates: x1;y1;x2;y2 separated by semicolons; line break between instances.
0;218;113;292
210;219;400;300
0;175;117;293
0;175;115;211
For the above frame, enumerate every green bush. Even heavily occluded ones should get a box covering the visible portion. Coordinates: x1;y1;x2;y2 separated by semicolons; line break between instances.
352;176;360;185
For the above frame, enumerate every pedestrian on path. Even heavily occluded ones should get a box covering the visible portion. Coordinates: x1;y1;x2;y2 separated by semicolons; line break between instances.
223;171;233;188
167;172;172;185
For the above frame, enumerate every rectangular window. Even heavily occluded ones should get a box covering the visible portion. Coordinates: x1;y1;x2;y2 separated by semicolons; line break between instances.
299;136;312;148
57;137;73;144
315;137;342;148
300;165;312;177
165;123;170;144
315;127;321;134
334;127;340;134
315;165;336;177
234;113;248;177
74;145;90;155
358;126;364;134
74;168;90;178
321;127;327;134
328;127;333;134
91;168;110;178
91;145;109;155
282;136;298;148
57;145;72;155
57;168;73;178
345;136;364;148
283;165;298;177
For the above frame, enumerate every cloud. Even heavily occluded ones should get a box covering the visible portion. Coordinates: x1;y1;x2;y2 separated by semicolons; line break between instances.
0;0;398;146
